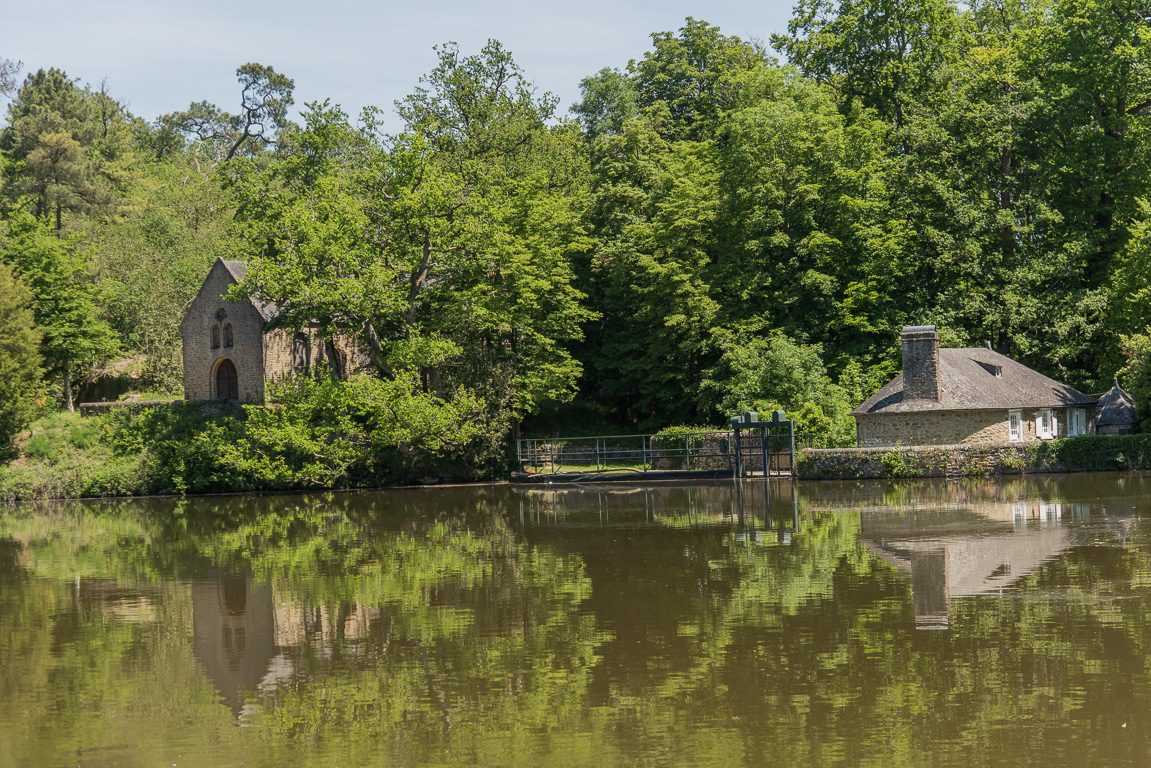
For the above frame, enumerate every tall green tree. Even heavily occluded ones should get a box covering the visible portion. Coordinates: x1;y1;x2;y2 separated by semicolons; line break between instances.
232;43;593;437
164;63;295;163
1;213;117;411
0;68;128;235
772;0;959;126
0;261;42;454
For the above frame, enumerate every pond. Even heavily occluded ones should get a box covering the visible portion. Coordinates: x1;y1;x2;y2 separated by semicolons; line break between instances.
3;472;1151;767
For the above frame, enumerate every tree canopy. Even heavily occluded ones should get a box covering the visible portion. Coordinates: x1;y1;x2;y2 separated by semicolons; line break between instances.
4;3;1151;458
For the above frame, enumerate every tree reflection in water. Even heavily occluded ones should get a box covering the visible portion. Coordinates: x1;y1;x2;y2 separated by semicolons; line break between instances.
1;473;1151;766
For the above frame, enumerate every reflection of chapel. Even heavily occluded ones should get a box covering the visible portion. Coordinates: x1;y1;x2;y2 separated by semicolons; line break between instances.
180;258;352;402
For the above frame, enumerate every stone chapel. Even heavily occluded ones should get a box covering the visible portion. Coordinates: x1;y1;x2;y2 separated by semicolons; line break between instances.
180;258;353;402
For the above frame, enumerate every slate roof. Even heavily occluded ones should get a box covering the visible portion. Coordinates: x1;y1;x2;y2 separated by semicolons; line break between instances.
220;259;279;322
1095;378;1137;427
851;348;1097;416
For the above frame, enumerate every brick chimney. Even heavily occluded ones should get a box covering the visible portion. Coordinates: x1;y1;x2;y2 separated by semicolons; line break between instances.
902;325;941;401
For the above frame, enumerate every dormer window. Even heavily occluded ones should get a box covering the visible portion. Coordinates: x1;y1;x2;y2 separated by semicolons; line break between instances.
995;366;1002;378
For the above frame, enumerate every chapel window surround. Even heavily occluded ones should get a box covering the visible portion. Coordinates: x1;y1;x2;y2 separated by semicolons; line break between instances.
211;325;220;349
223;323;234;348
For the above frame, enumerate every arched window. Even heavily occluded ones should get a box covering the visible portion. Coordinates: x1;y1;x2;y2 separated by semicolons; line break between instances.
292;333;309;372
215;307;227;322
211;324;220;349
223;323;234;348
215;358;239;400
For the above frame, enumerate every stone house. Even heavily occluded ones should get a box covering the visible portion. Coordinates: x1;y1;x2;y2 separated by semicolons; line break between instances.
180;258;355;403
851;326;1098;447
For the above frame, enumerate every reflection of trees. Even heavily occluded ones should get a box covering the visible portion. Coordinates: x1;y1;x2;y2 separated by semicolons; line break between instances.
0;492;611;764
4;478;1151;764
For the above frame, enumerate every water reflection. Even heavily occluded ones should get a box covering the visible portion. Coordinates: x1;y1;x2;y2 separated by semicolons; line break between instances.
3;472;1151;767
192;574;277;715
515;480;802;543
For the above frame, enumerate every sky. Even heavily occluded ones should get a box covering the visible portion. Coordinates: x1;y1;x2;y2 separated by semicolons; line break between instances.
0;0;796;129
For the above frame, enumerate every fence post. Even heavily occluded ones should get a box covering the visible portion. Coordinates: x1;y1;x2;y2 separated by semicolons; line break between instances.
643;436;648;471
684;435;690;471
734;426;742;477
595;437;601;473
789;421;796;477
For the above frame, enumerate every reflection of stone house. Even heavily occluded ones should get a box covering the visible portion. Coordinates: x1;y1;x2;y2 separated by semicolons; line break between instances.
180;258;356;403
852;326;1098;447
861;503;1080;629
1095;378;1138;435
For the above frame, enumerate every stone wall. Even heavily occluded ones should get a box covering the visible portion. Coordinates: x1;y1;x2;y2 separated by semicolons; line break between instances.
799;433;1139;480
856;406;1097;448
179;261;266;403
798;444;1030;480
79;400;181;417
264;328;366;385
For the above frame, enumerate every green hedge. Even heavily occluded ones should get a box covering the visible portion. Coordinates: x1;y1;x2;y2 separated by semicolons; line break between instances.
1030;433;1151;472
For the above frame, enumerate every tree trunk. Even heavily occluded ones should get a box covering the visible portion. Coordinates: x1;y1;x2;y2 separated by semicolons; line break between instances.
64;365;74;413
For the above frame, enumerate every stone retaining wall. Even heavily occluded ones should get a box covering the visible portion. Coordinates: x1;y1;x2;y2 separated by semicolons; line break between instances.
78;399;245;418
798;443;1050;480
78;400;182;417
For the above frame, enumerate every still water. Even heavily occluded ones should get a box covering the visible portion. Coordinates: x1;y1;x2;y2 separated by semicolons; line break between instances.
2;473;1151;767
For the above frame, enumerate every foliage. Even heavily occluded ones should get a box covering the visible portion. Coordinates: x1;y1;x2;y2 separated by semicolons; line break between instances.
9;10;1151;461
163;63;295;162
1032;434;1151;471
0;411;144;500
1119;329;1151;432
229;45;594;428
0;213;117;410
219;371;490;489
0;262;43;455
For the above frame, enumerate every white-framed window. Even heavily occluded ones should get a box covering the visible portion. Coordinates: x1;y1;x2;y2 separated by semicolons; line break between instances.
1036;409;1056;439
1067;408;1086;437
1008;411;1021;442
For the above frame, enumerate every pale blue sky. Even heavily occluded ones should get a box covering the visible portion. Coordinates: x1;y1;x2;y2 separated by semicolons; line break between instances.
0;0;795;128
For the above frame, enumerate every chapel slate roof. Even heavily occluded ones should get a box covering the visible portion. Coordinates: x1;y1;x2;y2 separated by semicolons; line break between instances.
1095;378;1137;427
220;259;279;322
851;348;1097;416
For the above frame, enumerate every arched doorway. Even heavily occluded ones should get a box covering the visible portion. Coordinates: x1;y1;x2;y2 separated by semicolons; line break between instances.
215;358;239;400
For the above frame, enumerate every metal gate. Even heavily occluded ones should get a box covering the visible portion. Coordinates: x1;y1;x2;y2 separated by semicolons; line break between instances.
731;411;795;477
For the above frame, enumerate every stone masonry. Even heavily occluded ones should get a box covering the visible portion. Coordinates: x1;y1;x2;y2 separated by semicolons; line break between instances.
856;407;1096;448
181;259;359;404
180;260;267;403
901;326;942;401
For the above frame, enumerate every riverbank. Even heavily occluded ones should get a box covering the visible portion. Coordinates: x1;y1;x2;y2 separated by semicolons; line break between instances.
0;404;505;502
798;434;1151;480
5;408;1149;501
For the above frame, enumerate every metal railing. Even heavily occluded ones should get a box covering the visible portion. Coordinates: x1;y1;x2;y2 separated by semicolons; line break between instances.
517;432;737;475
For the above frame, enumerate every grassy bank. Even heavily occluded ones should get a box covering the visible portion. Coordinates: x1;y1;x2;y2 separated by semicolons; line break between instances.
1;412;146;501
1;398;510;502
